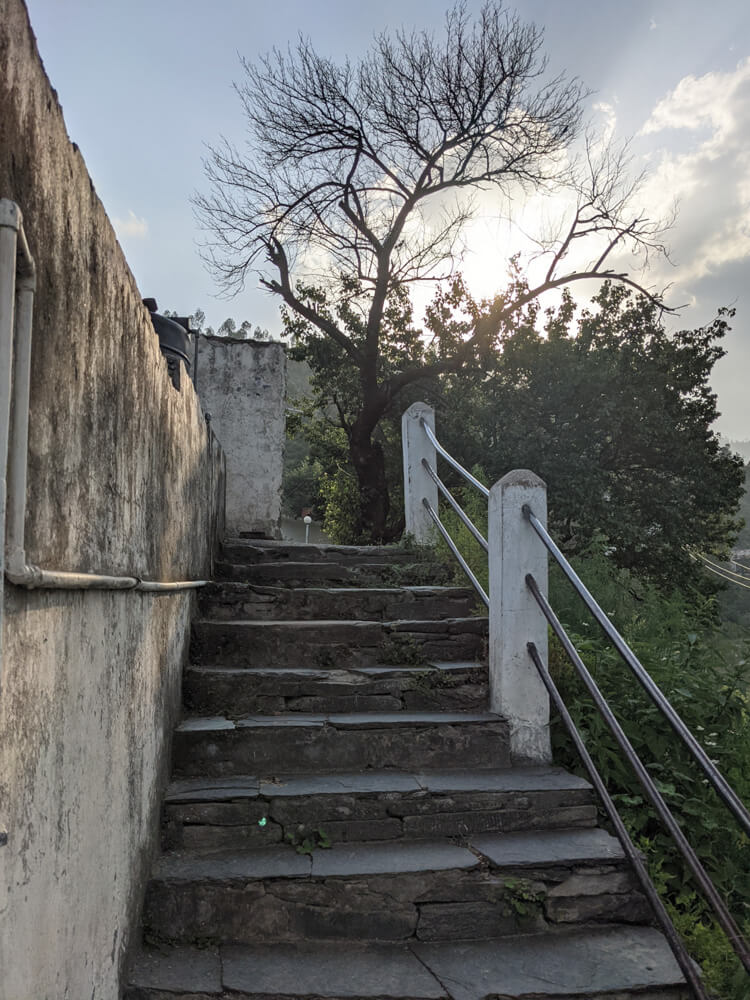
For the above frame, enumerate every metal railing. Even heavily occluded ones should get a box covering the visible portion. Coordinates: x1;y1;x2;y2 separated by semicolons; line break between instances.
419;417;490;499
523;505;750;839
401;401;750;999
417;421;490;606
422;495;489;607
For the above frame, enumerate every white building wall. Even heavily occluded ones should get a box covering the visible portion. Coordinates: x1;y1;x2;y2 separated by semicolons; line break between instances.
196;335;286;539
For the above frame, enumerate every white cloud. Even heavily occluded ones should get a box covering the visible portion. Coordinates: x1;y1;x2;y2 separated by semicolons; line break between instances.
113;209;148;239
636;58;750;285
641;60;750;141
591;101;617;148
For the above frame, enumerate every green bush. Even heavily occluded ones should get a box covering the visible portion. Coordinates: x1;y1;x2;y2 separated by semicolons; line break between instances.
547;547;750;1000
431;494;750;998
318;465;368;545
281;457;324;518
432;466;490;597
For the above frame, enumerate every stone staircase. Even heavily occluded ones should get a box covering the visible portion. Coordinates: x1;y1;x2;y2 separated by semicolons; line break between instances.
125;541;690;1000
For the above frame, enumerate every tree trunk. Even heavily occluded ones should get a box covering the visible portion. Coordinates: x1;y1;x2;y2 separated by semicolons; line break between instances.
349;430;390;543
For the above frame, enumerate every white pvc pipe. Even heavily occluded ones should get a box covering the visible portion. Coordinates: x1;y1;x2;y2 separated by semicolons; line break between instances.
2;567;208;592
5;268;34;578
0;199;20;683
6;567;139;590
1;199;208;595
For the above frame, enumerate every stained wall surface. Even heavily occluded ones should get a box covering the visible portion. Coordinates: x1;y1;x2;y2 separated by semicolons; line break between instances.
0;1;225;996
196;334;286;538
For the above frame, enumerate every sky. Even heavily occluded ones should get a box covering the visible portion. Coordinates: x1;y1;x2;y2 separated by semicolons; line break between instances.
23;0;750;438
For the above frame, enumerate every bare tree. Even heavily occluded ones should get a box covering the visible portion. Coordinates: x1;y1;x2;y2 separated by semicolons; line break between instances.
196;1;671;540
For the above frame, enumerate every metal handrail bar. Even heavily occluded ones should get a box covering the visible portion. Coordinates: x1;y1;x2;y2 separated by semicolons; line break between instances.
526;573;750;974
419;417;490;499
422;458;489;552
526;640;708;1000
422;498;489;607
523;503;750;839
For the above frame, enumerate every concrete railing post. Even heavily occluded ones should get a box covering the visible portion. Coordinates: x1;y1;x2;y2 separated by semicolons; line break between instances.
488;470;551;764
402;402;438;544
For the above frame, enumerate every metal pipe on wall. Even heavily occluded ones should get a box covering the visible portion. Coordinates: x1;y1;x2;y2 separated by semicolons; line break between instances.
4;569;208;591
0;199;21;687
5;220;35;581
1;199;209;596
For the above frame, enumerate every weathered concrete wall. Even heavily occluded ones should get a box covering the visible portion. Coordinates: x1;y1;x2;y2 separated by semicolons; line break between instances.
0;2;225;997
196;334;286;538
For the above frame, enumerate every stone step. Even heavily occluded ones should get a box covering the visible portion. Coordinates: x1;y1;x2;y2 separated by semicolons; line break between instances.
199;582;478;622
126;926;689;999
172;711;510;778
191;617;487;669
142;829;650;947
161;767;598;852
214;558;455;588
221;540;431;566
183;661;488;716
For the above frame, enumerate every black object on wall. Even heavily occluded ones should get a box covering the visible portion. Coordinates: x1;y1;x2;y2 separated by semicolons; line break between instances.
143;298;193;390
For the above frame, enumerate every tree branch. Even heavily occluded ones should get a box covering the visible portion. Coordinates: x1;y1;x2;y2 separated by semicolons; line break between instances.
262;238;363;363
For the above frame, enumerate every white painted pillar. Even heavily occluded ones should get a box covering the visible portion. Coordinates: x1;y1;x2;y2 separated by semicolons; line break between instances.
402;402;438;544
488;469;551;764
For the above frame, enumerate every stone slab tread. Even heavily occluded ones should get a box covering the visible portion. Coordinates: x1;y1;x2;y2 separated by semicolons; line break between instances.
220;540;429;562
202;583;476;597
125;926;689;999
212;560;454;588
183;661;484;681
152;827;625;881
164;766;592;803
175;710;502;733
193;616;488;629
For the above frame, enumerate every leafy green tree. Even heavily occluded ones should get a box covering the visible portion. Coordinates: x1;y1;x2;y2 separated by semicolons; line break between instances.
191;307;214;336
217;316;237;336
436;283;744;587
196;1;670;540
730;464;750;550
283;279;424;540
189;309;271;340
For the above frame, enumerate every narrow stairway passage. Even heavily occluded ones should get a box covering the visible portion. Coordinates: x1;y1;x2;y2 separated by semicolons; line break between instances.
125;540;691;1000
